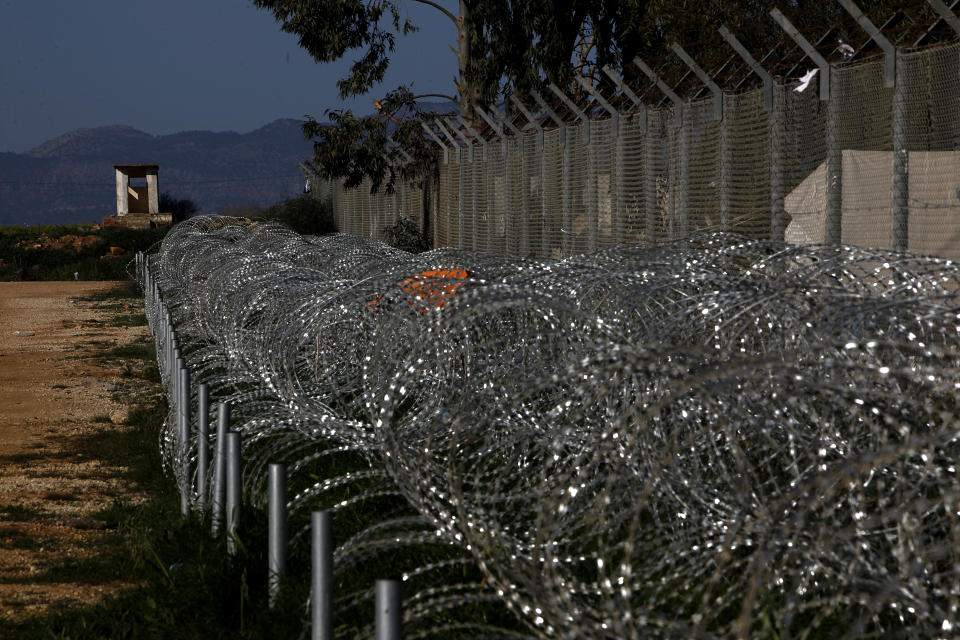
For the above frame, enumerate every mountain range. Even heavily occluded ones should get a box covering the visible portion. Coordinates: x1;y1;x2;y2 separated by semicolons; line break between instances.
0;119;315;226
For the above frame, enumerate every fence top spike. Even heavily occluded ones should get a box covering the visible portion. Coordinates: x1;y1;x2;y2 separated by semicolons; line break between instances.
444;116;471;146
838;0;895;87
531;90;565;128
493;105;523;136
548;83;587;123
633;58;684;108
476;108;504;139
601;65;645;110
509;94;543;134
575;75;618;118
926;0;960;37
456;115;487;147
434;117;464;147
420;122;443;146
670;43;724;120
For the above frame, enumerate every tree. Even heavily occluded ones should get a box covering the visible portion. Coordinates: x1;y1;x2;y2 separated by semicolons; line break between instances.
255;0;912;194
254;0;623;193
160;192;198;224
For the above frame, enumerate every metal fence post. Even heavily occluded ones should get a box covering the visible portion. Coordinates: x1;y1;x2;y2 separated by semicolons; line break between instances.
770;9;837;241
225;431;242;555
268;462;287;607
644;115;661;244
721;25;782;240
211;402;229;536
312;511;333;640
177;364;191;516
375;579;402;640
458;115;486;251
587;121;598;251
825;71;843;244
533;90;566;256
892;51;908;251
512;95;543;256
197;382;210;513
837;0;906;251
770;85;787;242
719;98;732;233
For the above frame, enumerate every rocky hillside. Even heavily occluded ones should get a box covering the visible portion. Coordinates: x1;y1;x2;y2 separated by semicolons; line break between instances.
0;120;314;226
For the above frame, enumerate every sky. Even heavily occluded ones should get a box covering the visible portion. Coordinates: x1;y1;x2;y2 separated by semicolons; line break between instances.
0;0;459;153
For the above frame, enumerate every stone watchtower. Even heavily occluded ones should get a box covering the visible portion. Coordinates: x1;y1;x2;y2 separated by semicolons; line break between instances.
106;164;172;228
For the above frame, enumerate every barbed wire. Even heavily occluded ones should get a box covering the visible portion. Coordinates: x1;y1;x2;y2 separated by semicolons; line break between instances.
149;217;960;638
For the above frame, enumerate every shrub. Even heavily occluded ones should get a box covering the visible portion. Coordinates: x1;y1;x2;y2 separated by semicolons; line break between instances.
383;218;429;253
258;196;336;236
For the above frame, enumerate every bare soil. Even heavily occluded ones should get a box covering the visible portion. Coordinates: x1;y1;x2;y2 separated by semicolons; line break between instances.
0;281;153;619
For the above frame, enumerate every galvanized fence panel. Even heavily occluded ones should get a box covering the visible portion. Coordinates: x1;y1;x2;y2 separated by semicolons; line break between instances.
320;42;960;261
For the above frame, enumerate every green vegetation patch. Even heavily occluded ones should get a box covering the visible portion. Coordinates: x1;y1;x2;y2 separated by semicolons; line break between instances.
0;504;42;522
0;225;167;282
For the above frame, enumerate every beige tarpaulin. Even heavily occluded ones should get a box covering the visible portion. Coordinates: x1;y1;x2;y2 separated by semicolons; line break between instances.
785;150;960;260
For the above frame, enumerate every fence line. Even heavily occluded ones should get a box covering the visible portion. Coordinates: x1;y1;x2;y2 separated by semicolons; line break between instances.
308;2;960;261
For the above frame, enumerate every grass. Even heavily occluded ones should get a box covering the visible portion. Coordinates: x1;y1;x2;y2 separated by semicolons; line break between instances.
106;314;149;327
0;504;42;522
105;343;155;361
0;528;43;551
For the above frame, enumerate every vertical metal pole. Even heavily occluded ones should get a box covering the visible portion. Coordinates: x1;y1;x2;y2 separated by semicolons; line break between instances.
457;152;465;249
770;85;787;242
825;71;843;244
225;431;242;555
197;383;210;513
892;51;908;251
615;120;626;243
471;147;479;251
268;463;287;607
679;113;691;239
562;129;572;256
541;138;549;258
586;121;598;251
487;142;496;253
519;138;530;257
644;115;660;244
375;579;402;640
212;402;229;536
312;511;333;640
720;95;732;232
177;364;191;516
505;139;514;255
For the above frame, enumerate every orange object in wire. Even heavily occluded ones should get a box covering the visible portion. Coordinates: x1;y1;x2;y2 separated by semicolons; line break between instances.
366;268;470;313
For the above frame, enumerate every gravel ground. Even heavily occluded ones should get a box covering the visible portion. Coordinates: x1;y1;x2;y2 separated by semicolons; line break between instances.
0;281;152;619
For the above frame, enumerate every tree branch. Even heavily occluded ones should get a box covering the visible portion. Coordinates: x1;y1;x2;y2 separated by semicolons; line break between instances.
411;0;458;27
412;93;459;103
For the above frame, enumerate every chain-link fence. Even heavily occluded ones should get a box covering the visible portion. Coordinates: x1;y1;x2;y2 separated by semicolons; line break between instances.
318;38;960;260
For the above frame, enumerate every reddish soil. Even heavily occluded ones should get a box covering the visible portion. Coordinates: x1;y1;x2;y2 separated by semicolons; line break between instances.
0;281;152;619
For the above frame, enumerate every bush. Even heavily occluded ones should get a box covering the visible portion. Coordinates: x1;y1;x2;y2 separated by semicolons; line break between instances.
160;192;198;223
383;218;429;253
258;196;336;236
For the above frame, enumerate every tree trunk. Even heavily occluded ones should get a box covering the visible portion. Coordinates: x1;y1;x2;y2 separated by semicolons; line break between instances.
457;0;482;122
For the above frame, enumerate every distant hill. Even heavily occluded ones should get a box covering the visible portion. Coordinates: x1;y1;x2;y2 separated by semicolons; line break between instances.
0;119;315;226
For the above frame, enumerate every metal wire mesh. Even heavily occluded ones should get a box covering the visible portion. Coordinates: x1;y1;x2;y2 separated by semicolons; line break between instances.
320;42;960;262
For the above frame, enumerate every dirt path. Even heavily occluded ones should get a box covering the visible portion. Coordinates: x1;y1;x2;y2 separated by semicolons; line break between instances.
0;281;152;619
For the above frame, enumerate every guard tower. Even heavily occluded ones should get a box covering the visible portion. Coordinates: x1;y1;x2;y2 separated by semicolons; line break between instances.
106;164;171;228
115;164;159;216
